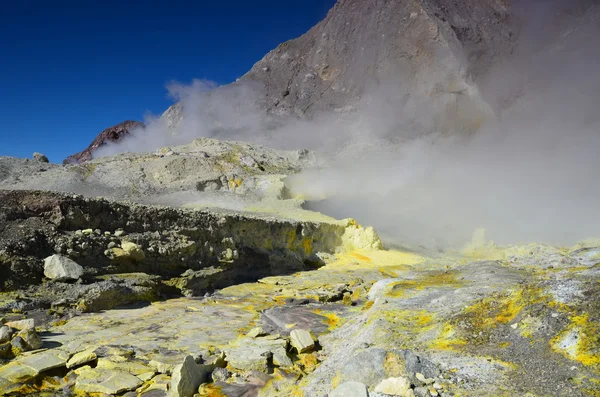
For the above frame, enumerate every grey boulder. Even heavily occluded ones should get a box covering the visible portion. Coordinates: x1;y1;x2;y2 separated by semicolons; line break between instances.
43;254;84;281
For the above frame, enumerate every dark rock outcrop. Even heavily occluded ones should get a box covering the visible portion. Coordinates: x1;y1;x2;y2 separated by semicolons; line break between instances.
0;189;352;293
63;120;144;164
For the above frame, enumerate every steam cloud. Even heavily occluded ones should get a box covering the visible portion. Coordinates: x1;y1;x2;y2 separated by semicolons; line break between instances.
96;0;600;248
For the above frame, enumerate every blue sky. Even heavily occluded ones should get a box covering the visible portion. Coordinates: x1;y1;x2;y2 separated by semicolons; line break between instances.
0;0;335;163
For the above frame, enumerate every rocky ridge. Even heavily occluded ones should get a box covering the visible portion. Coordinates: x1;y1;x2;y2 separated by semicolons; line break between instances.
63;121;145;165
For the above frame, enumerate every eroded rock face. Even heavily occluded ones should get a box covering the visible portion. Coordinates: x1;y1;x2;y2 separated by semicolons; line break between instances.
163;0;514;134
63;120;144;164
0;189;378;296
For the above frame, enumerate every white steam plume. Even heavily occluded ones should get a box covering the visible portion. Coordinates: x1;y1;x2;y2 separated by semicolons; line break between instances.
94;0;600;248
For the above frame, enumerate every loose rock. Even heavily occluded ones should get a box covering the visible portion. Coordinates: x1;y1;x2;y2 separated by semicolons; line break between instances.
329;381;369;397
169;355;204;397
5;318;35;330
374;377;412;396
67;349;98;368
74;367;143;395
290;329;315;353
17;328;43;350
0;326;11;343
44;254;84;281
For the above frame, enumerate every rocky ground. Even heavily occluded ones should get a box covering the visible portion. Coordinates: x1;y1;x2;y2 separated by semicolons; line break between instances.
1;211;599;396
2;0;600;395
1;144;599;396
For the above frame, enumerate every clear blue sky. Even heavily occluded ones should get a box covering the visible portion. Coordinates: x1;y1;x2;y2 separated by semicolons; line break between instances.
0;0;335;163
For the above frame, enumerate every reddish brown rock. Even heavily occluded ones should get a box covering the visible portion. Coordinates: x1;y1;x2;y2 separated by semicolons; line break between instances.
63;121;144;164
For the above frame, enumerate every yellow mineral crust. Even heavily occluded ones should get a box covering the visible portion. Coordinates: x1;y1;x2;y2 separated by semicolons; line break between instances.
551;313;600;369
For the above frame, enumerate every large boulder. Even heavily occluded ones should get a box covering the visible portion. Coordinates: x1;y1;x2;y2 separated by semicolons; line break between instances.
43;254;84;281
32;153;49;163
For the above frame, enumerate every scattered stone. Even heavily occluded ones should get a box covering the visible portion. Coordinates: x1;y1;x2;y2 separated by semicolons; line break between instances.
10;336;27;355
96;356;155;375
17;328;43;350
139;373;171;395
44;254;84;281
150;358;179;375
247;326;267;338
115;230;126;237
67;349;98;368
120;241;145;261
374;377;412;396
82;229;94;235
169;355;204;397
415;373;427;384
5;318;35;330
273;348;294;368
18;349;70;375
225;337;289;372
211;367;230;382
290;329;315;353
0;361;38;384
0;342;12;359
0;326;11;343
74;367;143;394
329;381;369;397
32;152;49;163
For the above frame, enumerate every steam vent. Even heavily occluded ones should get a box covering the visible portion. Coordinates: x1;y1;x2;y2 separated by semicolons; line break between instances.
2;1;600;396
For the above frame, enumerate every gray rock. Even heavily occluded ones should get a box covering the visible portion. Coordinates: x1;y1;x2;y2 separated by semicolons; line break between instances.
290;329;315;353
401;350;440;384
10;336;28;354
74;367;143;395
17;328;43;350
18;349;70;374
44;254;84;281
67;349;98;368
0;326;11;343
5;318;35;330
262;305;339;336
32;153;49;163
211;367;230;383
329;381;369;397
169;355;204;397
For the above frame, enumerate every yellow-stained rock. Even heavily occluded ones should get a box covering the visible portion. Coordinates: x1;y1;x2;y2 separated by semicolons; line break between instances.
67;349;97;368
74;367;143;394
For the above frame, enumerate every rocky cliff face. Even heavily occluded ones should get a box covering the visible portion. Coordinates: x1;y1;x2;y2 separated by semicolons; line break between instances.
63;120;144;164
163;0;515;135
242;0;512;115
